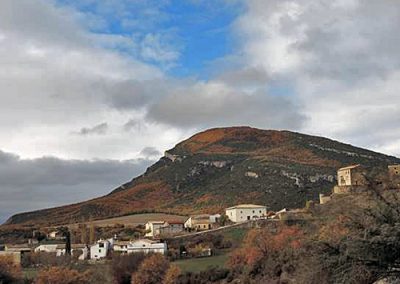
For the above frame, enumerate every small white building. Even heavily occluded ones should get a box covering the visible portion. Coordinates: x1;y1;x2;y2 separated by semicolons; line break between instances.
225;204;267;223
90;239;113;260
35;244;88;259
126;239;167;255
34;244;65;256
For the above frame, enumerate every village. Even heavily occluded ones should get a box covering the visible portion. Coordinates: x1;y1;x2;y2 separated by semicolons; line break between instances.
1;163;400;272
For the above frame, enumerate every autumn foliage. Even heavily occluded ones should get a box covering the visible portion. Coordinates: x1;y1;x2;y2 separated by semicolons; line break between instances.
131;254;180;284
228;225;304;271
0;256;22;284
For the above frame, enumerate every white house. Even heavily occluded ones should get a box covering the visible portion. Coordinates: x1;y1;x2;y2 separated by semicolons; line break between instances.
126;239;167;255
90;239;113;260
225;204;267;223
35;244;89;259
34;244;65;256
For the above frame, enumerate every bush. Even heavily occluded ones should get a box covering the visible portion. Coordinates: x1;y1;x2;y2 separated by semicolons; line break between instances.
112;253;146;284
0;256;22;284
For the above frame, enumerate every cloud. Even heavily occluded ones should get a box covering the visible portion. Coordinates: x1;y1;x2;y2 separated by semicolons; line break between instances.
139;147;162;159
76;122;108;136
0;149;154;223
232;0;400;157
146;80;306;129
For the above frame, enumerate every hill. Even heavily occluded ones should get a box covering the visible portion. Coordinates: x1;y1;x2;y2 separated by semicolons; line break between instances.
4;127;400;227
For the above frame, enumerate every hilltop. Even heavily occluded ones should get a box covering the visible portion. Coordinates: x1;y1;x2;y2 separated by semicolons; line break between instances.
4;127;400;227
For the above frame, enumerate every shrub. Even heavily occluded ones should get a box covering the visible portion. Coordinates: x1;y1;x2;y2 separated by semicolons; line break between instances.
35;267;91;284
0;256;22;284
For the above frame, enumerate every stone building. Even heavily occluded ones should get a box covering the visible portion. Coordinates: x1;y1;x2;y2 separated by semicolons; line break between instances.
388;165;400;188
388;165;400;179
337;164;366;186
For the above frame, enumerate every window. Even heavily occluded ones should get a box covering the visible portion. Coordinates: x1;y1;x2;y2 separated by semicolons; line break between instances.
240;211;243;213
259;210;262;213
252;210;255;213
99;243;104;248
98;249;101;253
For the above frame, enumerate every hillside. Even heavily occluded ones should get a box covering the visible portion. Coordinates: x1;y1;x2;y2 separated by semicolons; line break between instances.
4;127;400;227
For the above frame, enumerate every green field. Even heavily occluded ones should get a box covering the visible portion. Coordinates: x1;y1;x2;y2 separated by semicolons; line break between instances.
174;253;229;273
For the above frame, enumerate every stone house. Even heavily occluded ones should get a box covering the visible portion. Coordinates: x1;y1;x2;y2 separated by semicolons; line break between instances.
184;215;214;231
337;164;366;186
159;221;184;236
388;165;400;179
145;221;167;238
225;204;267;223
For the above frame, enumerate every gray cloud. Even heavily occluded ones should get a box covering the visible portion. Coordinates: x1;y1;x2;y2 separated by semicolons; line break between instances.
146;82;307;129
0;150;153;223
139;147;162;159
76;122;108;136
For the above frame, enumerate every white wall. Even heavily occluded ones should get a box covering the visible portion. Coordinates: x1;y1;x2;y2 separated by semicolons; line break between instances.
226;207;266;222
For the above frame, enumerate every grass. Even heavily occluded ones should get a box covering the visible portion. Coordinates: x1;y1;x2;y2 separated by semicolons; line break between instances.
220;227;248;244
174;253;229;273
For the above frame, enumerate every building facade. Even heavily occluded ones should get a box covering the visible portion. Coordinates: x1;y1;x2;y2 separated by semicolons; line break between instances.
184;215;213;231
126;239;167;255
225;204;267;223
337;164;365;186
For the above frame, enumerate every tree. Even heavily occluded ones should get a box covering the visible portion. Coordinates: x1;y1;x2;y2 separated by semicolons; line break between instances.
131;254;170;284
163;265;181;284
59;227;72;256
112;253;146;284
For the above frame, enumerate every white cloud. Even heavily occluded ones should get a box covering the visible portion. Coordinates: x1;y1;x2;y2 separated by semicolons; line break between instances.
234;0;400;157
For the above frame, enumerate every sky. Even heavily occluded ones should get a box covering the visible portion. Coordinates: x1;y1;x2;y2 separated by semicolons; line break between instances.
0;0;400;223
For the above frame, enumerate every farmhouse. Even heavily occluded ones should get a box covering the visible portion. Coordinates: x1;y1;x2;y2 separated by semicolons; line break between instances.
145;221;167;238
184;215;214;231
126;239;167;255
90;239;113;260
159;221;184;236
225;204;267;223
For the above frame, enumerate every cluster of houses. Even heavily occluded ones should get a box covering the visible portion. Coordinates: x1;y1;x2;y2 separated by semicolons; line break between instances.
0;204;271;264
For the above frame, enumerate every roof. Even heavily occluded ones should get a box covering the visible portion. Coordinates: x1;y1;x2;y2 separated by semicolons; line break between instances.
187;214;211;220
338;164;361;171
226;204;267;210
146;221;166;224
168;220;184;225
114;241;131;246
388;165;400;168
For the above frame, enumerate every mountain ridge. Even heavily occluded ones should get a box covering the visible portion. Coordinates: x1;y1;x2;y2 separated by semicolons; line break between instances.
4;126;400;227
